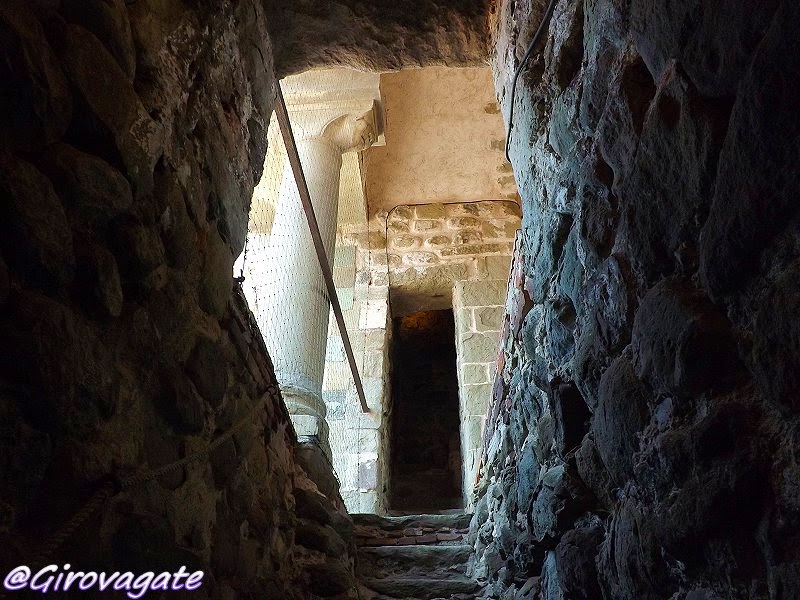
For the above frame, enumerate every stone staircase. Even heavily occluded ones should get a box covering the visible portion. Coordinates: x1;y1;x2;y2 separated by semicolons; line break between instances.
353;513;481;600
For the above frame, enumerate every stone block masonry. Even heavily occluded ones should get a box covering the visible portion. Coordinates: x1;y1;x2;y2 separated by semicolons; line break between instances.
384;202;519;317
324;200;519;513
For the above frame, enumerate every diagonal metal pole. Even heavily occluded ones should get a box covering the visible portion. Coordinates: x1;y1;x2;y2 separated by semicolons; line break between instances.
274;82;370;414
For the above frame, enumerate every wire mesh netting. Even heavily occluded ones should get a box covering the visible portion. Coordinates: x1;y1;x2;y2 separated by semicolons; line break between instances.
233;70;378;433
234;116;332;420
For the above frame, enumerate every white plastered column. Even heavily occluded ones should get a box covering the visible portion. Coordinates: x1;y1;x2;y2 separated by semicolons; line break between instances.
263;92;382;457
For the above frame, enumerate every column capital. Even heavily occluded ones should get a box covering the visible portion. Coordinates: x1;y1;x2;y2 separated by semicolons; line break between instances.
319;103;381;153
281;68;385;151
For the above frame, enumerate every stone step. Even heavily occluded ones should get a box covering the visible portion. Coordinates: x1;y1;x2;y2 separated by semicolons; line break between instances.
354;514;481;599
357;544;472;579
352;512;472;534
358;575;480;599
357;531;468;547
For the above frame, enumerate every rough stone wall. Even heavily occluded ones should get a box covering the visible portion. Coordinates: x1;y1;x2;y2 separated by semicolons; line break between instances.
472;0;800;598
265;0;493;76
0;1;358;597
386;201;519;315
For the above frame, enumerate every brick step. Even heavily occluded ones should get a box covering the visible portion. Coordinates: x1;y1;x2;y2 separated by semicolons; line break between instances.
356;544;473;579
357;531;468;547
354;513;482;599
353;513;472;532
353;512;472;547
358;575;480;599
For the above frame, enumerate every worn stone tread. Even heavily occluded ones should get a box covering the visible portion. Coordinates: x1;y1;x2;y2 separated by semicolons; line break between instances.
352;512;472;531
359;575;480;599
357;544;472;578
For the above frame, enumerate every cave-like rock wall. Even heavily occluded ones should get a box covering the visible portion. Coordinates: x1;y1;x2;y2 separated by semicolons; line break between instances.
473;0;800;598
266;0;493;76
0;1;358;596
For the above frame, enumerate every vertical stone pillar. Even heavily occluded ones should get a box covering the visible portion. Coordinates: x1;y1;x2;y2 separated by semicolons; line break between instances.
263;107;381;456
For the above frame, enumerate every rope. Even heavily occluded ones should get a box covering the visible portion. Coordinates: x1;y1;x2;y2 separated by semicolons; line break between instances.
236;232;250;283
504;0;559;163
120;386;276;489
28;481;117;567
26;386;278;567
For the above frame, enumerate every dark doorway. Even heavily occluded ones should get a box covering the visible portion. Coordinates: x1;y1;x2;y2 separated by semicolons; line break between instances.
389;309;462;512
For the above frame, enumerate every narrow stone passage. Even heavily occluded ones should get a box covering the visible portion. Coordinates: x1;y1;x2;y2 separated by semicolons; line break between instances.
2;0;798;597
353;513;481;599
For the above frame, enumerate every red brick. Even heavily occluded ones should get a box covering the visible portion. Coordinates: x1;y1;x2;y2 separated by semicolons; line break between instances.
395;537;416;546
436;533;462;542
415;534;438;544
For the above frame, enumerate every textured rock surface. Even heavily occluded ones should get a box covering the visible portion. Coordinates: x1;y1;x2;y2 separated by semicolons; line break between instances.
0;0;358;597
265;0;492;76
472;0;800;598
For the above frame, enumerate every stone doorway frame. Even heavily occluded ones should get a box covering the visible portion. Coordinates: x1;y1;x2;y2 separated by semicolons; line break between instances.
325;200;519;514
